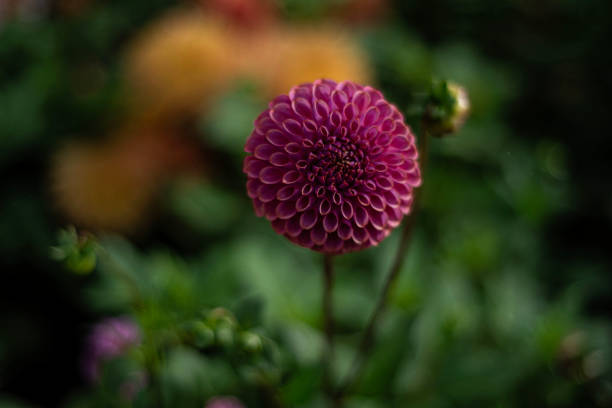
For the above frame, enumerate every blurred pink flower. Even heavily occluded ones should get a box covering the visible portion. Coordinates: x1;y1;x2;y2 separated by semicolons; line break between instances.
82;317;141;382
244;79;421;254
201;0;276;29
206;396;245;408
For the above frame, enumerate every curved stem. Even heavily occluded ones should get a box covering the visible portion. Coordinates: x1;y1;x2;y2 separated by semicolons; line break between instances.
322;254;335;395
97;245;145;310
335;130;429;399
335;216;417;397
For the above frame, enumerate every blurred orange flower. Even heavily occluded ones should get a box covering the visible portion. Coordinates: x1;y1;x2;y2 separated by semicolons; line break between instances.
51;127;202;232
123;9;240;121
240;25;373;97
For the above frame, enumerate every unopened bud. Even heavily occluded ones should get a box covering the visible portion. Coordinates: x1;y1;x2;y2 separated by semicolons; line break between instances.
207;307;237;328
240;332;262;353
446;82;470;133
51;226;97;274
192;321;215;348
215;324;235;347
424;80;470;137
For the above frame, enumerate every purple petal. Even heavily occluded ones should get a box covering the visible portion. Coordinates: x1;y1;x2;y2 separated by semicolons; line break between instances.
352;227;368;244
257;183;278;202
286;217;302;237
282;170;302;184
369;193;385;211
276;201;297;219
341;201;354;219
292;98;313;118
296;195;315;211
271;219;286;234
331;89;348;109
277;185;298;201
353;90;371;111
338;221;353;240
244;157;266;178
354;205;368;228
319;198;331;215
314;100;330;122
300;209;318;230
313;81;332;102
254;144;277;160
323;233;343;253
259;167;283;184
266;129;291;146
270;152;290;167
283;119;304;137
323;212;339;233
310;224;328;246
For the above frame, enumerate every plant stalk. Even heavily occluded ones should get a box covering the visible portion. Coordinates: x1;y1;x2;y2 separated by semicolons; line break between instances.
322;254;336;397
335;130;429;399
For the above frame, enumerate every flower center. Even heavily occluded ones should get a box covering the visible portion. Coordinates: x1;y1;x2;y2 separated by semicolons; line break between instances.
303;133;370;193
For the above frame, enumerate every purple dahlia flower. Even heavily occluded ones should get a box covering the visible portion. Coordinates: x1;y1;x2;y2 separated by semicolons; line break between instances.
82;317;142;382
244;79;421;254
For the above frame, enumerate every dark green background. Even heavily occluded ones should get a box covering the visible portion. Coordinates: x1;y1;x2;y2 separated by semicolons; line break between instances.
0;0;611;406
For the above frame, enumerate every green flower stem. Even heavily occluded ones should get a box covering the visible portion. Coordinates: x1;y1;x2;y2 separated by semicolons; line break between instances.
97;245;145;310
335;130;429;400
322;254;336;396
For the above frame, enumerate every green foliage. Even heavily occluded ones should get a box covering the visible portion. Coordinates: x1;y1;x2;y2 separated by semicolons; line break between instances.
1;0;611;407
51;227;97;274
199;82;267;156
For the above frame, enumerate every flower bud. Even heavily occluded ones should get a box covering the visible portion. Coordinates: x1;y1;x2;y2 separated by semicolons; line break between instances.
191;321;215;348
207;307;238;328
51;226;97;274
424;80;470;137
240;331;262;353
446;82;470;133
215;324;235;347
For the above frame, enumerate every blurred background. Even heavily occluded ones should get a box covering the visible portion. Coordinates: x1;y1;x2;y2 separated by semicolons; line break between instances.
1;0;611;407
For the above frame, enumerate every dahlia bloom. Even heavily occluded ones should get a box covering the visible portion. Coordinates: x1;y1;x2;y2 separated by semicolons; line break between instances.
205;397;245;408
51;126;201;232
240;26;371;99
82;317;142;382
244;79;421;254
124;9;238;119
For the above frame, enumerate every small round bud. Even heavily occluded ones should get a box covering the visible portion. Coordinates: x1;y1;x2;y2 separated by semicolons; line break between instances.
207;307;238;328
424;80;470;137
51;227;97;275
191;321;215;348
215;324;235;347
240;331;263;353
446;82;470;133
65;250;97;275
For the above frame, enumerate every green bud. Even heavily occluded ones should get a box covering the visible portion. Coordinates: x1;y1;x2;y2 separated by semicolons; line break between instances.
215;324;235;347
424;80;470;137
207;307;237;328
51;226;97;274
191;321;215;348
240;331;263;353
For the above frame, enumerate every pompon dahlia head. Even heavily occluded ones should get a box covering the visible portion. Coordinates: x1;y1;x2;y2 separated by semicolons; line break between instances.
244;79;421;254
